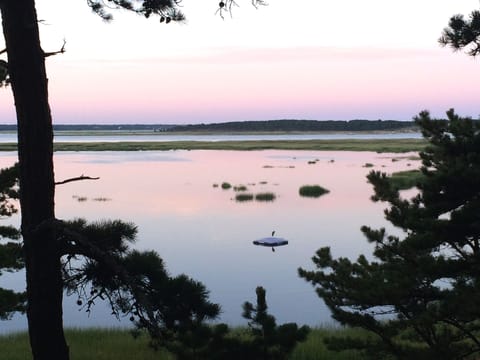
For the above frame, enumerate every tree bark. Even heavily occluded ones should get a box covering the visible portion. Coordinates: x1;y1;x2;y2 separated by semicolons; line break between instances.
0;1;69;359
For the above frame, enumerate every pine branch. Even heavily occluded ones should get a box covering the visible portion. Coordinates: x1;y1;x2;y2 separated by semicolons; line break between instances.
44;39;66;58
55;175;100;185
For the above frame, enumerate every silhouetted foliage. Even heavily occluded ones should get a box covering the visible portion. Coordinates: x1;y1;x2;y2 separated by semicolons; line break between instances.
133;285;309;360
0;58;9;87
0;164;25;319
299;109;480;359
242;286;310;360
440;8;480;56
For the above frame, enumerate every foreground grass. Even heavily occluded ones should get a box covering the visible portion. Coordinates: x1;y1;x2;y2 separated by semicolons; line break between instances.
0;327;371;360
0;139;426;153
0;328;173;360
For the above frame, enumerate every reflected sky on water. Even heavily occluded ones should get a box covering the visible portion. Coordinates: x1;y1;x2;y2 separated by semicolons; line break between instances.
0;150;420;333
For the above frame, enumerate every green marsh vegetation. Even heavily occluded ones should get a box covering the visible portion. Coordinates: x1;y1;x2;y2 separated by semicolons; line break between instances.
72;195;88;202
215;181;277;202
93;197;111;202
363;163;374;168
299;185;330;198
255;192;276;202
235;193;254;202
388;169;424;190
0;326;373;360
0;329;172;360
0;138;426;153
221;182;232;190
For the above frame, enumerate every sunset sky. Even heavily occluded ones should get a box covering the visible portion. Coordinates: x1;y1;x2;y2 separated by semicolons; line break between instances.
0;0;479;124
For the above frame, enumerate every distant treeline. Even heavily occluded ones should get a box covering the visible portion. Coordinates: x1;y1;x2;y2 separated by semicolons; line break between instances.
166;119;417;132
0;120;417;133
0;124;176;131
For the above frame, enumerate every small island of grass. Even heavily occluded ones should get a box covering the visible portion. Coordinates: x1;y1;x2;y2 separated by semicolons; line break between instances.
235;193;254;202
299;185;330;198
255;192;276;201
221;182;232;190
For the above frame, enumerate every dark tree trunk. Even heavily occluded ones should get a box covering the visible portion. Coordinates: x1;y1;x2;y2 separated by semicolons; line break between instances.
0;1;69;359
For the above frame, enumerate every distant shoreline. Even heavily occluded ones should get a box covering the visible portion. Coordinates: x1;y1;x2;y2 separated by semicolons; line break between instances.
0;128;419;137
0;119;417;134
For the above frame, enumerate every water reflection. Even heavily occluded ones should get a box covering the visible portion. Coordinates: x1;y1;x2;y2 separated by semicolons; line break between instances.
0;150;419;333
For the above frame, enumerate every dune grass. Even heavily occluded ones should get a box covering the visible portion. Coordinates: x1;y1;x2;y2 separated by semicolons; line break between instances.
0;327;373;360
0;139;426;153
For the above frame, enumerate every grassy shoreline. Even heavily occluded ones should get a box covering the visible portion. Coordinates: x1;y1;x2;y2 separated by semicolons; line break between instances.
0;139;426;153
0;327;369;360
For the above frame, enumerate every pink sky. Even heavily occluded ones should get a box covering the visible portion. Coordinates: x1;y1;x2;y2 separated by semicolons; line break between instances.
0;0;479;124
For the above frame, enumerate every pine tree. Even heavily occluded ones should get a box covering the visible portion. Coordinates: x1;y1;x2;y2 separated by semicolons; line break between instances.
299;109;480;359
242;286;310;360
0;2;263;359
440;8;480;56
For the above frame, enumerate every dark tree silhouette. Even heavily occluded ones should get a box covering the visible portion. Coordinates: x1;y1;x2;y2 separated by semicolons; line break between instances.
0;1;263;359
299;110;480;359
440;8;480;56
242;286;310;360
0;164;25;319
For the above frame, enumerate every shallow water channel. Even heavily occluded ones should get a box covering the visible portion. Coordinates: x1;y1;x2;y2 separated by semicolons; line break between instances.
0;150;419;333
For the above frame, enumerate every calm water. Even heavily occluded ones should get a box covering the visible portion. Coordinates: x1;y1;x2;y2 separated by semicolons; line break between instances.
0;150;419;333
0;132;422;143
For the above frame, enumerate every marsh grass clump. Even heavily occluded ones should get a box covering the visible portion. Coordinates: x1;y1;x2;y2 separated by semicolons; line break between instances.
221;182;232;190
234;185;248;192
212;183;219;188
299;185;330;198
72;195;88;202
389;169;424;190
93;197;111;202
255;192;276;202
235;193;254;202
363;163;374;168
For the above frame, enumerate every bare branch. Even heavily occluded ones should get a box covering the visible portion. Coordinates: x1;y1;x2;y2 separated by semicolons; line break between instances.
55;175;100;185
0;48;6;55
44;39;66;58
